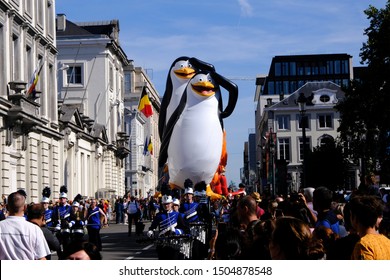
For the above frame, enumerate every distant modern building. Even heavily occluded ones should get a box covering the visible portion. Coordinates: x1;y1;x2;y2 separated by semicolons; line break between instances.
262;53;353;96
241;133;257;193
258;81;352;194
253;54;366;194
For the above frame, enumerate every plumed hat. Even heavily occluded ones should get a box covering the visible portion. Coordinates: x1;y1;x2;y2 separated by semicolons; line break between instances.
41;186;51;203
162;195;173;204
72;194;82;207
194;181;207;197
59;185;68;199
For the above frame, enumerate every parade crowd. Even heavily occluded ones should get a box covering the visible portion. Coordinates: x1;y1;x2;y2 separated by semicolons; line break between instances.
1;173;390;260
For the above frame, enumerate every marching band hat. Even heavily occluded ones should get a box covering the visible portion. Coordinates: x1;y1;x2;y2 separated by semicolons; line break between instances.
172;198;180;206
59;185;68;199
162;195;173;204
184;187;194;195
41;186;51;203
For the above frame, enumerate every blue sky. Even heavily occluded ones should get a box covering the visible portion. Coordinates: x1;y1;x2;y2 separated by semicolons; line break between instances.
56;0;387;185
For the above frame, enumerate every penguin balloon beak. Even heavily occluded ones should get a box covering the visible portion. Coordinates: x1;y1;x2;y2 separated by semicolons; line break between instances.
191;81;215;97
174;67;195;79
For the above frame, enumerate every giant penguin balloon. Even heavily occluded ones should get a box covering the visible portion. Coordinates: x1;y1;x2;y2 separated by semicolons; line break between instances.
158;57;215;169
164;68;238;189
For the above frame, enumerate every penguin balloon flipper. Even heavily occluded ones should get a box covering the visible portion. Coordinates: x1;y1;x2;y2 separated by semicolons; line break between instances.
189;57;215;72
158;89;171;141
211;71;238;119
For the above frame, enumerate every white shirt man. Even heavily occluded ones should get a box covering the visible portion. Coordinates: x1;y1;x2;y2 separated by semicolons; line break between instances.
0;191;50;260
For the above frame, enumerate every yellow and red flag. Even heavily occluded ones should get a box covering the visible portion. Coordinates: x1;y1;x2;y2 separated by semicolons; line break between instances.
27;60;44;96
138;87;153;118
148;137;153;155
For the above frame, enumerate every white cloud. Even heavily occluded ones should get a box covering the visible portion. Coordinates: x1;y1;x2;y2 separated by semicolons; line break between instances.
238;0;253;17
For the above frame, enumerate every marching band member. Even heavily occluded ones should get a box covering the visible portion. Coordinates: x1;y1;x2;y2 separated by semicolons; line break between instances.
147;193;188;259
52;186;72;231
86;198;107;251
40;187;53;228
179;179;199;223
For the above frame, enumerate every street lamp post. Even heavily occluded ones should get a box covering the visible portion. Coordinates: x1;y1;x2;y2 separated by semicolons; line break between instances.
269;129;276;198
256;160;261;193
297;92;308;190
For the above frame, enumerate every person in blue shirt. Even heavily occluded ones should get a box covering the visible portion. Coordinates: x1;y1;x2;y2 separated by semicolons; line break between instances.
313;186;340;236
147;194;188;259
86;198;107;251
180;185;199;223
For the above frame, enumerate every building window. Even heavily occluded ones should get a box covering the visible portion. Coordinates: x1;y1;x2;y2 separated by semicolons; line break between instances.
305;63;311;75
37;0;44;27
298;137;311;161
283;81;289;94
289;81;297;93
282;62;289;76
275;81;282;95
319;95;330;103
109;65;114;90
297;114;310;130
319;62;327;74
289;62;296;76
12;34;21;80
277;115;290;131
66;66;82;84
267;81;274;95
312;63;319;75
275;62;281;76
327;60;334;74
319;135;334;147
278;138;290;161
318;114;332;129
125;73;131;93
341;60;349;74
297;63;304;76
334;60;341;74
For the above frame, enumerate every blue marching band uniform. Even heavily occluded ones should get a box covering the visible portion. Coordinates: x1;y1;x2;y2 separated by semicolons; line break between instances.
147;181;212;260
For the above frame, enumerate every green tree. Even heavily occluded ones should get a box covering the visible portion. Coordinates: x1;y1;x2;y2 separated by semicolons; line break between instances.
336;1;390;180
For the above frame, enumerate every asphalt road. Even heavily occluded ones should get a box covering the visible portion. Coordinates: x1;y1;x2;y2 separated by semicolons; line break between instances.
52;220;158;260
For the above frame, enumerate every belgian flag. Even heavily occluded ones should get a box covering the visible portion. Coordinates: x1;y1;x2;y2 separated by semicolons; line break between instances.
138;87;153;118
148;137;153;155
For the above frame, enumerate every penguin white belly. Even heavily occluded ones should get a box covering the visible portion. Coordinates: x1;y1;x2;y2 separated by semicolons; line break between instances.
168;101;222;188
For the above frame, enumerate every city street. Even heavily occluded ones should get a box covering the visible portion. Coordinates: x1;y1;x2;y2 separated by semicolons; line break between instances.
53;221;158;260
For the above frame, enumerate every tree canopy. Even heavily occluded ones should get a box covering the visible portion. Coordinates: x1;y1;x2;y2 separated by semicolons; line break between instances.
336;1;390;180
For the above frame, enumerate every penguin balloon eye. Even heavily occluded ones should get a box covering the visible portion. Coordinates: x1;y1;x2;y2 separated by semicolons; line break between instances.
188;63;192;68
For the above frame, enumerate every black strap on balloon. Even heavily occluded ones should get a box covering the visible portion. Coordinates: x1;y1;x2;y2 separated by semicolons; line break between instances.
210;71;238;119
